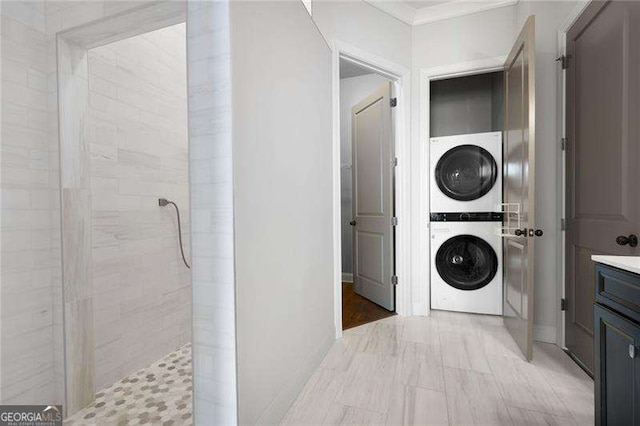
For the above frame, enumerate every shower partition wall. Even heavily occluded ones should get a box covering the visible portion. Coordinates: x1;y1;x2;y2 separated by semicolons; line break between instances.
54;2;237;421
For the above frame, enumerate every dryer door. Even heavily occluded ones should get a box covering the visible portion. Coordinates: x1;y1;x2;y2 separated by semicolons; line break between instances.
435;145;498;201
435;235;498;291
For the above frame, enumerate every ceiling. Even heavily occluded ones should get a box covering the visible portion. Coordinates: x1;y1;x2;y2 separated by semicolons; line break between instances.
339;59;375;79
365;0;519;26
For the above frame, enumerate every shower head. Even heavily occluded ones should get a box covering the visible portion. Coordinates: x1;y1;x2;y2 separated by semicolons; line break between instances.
158;198;170;207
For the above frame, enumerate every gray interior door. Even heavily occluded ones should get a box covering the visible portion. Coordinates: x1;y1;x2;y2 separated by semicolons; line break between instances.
351;82;395;311
503;16;537;361
565;0;640;374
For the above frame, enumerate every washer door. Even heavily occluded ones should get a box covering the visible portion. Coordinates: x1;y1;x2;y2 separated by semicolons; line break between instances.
435;144;498;201
435;235;498;291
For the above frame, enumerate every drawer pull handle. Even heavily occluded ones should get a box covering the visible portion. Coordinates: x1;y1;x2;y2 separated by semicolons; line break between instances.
630;344;637;359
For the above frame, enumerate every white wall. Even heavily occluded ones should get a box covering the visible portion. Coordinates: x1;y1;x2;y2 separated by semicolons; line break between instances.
231;1;334;424
412;5;518;71
87;23;190;390
339;73;389;275
312;0;412;69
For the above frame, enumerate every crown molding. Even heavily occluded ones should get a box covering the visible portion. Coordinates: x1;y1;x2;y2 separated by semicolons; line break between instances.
364;0;417;25
365;0;520;26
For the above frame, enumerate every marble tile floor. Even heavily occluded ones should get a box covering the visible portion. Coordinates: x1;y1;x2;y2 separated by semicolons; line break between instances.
282;311;594;425
65;344;192;426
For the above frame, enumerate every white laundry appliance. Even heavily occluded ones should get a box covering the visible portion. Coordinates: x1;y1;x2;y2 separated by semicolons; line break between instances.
430;214;502;315
430;132;502;213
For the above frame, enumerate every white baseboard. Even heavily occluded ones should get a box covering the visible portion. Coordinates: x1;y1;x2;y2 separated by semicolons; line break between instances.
534;325;557;344
255;328;335;425
341;272;353;283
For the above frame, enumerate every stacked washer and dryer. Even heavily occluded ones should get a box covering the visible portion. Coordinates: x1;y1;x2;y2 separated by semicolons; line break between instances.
429;132;503;315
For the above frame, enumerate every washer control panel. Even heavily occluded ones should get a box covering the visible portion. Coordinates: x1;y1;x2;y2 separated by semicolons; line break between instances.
430;212;503;222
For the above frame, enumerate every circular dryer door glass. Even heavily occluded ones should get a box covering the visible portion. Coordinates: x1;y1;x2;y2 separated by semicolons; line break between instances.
435;144;498;201
435;235;498;291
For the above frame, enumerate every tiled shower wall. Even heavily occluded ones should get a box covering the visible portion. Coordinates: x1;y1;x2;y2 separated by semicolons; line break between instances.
1;2;237;422
87;23;190;390
0;0;61;404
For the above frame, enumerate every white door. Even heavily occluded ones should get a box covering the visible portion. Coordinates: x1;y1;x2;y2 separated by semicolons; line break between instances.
503;15;537;361
351;82;395;311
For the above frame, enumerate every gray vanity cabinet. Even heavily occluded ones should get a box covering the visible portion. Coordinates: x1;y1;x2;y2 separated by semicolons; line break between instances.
594;263;640;425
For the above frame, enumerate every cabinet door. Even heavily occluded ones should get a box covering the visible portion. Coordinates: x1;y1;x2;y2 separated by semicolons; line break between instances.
594;304;640;425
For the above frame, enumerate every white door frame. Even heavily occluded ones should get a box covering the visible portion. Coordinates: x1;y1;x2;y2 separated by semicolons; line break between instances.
555;0;592;349
332;41;410;337
419;57;507;318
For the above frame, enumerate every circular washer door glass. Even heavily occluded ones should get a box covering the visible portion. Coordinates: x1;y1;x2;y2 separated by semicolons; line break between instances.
435;235;498;291
435;144;498;201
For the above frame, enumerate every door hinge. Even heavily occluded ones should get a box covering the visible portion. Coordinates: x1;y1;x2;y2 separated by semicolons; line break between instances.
391;275;398;285
561;298;568;311
561;218;567;231
392;217;398;226
560;137;568;151
390;98;397;107
556;55;569;70
391;157;398;167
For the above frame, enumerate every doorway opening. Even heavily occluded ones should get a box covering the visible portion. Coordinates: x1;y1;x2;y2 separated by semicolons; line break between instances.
68;23;191;424
421;16;537;362
428;72;505;318
56;4;193;422
339;57;397;330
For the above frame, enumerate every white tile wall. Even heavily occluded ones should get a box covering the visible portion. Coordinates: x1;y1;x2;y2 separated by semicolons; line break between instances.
87;23;190;391
2;2;238;420
187;1;238;424
1;0;61;405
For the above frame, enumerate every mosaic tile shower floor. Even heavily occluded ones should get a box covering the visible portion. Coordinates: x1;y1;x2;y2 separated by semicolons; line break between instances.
65;344;192;425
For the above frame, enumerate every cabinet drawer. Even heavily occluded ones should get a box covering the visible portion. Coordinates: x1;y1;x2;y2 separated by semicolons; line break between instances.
594;304;640;425
595;264;640;323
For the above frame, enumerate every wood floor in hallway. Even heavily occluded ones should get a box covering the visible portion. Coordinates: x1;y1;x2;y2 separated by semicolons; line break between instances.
281;311;593;425
342;282;395;330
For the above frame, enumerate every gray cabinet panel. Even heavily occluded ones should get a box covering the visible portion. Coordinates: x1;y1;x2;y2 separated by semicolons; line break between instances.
594;303;640;425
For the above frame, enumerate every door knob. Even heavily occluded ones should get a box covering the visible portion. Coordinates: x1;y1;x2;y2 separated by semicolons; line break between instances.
534;229;543;237
350;220;357;226
514;228;527;237
616;234;638;247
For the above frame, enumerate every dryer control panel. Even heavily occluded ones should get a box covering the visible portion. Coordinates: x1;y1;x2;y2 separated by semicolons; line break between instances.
430;212;503;222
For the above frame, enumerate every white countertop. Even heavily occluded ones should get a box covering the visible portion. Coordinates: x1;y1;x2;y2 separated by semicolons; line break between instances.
592;255;640;275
